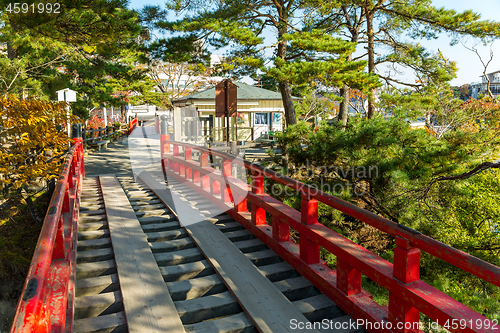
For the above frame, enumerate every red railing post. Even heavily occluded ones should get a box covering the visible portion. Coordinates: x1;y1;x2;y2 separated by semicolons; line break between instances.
272;216;289;242
62;182;71;213
337;259;361;296
211;178;221;195
300;193;320;264
173;144;179;173
388;237;421;333
235;195;248;213
251;170;266;225
165;134;170;154
222;158;233;203
200;152;210;190
52;216;66;260
185;148;192;180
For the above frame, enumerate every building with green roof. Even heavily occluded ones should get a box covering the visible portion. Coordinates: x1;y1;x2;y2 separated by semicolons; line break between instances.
172;81;300;142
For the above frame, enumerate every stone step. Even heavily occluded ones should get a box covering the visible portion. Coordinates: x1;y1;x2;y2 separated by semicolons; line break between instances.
160;260;214;283
74;312;127;333
138;215;177;225
79;209;106;217
168;274;226;301
78;220;108;232
76;259;116;279
135;209;171;218
130;199;162;206
126;190;154;198
80;214;106;223
74;291;123;319
79;199;103;207
77;238;111;251
175;291;242;325
75;274;119;297
133;203;166;212
183;312;252;333
78;229;110;241
141;221;180;233
146;226;187;240
150;238;194;254
293;294;345;323
79;204;105;212
154;247;204;266
77;247;114;264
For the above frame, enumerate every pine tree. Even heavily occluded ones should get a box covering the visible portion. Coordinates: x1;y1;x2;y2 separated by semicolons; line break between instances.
147;0;379;126
308;0;500;118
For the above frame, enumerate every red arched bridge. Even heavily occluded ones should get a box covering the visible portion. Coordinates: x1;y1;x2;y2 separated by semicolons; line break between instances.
9;120;500;333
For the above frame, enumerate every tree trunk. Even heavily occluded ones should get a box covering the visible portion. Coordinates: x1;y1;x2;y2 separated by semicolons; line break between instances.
366;10;376;119
276;6;297;127
338;84;350;127
279;81;297;126
121;104;126;123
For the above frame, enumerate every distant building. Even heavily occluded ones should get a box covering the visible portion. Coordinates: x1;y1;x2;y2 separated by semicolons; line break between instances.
172;81;301;142
469;70;500;99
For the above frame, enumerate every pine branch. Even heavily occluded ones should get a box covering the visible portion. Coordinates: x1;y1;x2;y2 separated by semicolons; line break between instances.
423;162;500;198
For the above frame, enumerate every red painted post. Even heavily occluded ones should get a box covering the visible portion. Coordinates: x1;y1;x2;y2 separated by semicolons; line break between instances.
165;134;171;154
251;170;266;225
211;179;221;195
222;159;233;203
300;194;320;264
62;184;71;213
337;258;361;296
185;148;192;179
389;237;421;333
200;151;209;167
200;152;210;190
236;196;248;212
68;163;74;190
272;216;289;242
52;216;66;260
173;144;179;173
180;163;185;177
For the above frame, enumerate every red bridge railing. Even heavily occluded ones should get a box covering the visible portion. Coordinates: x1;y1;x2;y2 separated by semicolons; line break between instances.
160;136;499;333
10;137;84;332
128;116;138;133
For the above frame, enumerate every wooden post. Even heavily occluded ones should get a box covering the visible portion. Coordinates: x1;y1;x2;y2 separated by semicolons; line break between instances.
200;152;209;190
388;237;421;333
272;216;289;242
222;159;232;203
337;259;361;296
251;170;266;225
300;193;320;264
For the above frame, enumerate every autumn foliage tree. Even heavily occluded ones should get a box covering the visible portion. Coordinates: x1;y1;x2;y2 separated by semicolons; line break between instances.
0;95;78;222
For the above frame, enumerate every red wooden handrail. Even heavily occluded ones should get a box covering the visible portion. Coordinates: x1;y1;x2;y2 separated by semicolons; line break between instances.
160;138;499;333
128;116;138;133
10;139;84;333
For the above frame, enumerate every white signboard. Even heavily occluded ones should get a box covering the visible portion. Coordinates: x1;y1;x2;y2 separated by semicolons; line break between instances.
56;88;77;102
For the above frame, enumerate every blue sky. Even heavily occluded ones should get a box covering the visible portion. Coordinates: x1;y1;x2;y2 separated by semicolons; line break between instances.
128;0;500;86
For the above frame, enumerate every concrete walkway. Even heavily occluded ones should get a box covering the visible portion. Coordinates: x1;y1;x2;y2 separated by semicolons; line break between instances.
85;123;161;177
